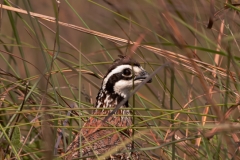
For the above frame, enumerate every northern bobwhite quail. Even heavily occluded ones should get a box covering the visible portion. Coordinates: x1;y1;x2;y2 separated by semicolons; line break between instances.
65;56;152;160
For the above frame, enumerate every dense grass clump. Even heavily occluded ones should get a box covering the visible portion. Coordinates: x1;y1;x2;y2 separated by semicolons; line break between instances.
0;1;240;159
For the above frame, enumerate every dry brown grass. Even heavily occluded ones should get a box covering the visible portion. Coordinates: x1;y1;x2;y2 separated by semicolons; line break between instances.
0;1;240;159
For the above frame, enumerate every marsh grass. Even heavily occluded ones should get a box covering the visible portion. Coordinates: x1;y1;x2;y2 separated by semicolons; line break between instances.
0;0;240;159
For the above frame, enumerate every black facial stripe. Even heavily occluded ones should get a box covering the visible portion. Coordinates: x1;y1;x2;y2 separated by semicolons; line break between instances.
107;64;139;77
105;72;132;93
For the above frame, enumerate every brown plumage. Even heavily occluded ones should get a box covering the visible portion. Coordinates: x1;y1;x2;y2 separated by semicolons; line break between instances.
65;56;151;160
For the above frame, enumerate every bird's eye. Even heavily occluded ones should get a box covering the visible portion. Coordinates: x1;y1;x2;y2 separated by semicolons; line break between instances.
122;68;132;76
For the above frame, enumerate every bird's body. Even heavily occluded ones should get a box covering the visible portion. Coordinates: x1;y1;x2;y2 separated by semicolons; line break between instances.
65;56;151;160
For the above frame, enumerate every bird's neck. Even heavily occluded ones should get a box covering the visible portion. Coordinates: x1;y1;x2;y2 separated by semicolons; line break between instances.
95;89;129;113
95;89;132;127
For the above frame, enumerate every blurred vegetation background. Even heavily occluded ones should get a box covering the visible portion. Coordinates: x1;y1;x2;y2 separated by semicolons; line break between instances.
0;0;240;159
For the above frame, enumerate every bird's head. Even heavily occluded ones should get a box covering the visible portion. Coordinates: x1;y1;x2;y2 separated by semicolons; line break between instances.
101;56;152;98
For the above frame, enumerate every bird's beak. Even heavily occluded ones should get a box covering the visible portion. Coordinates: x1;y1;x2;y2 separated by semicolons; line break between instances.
134;71;152;83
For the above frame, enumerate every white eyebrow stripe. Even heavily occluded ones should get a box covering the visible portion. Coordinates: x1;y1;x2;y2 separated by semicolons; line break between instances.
102;65;142;90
